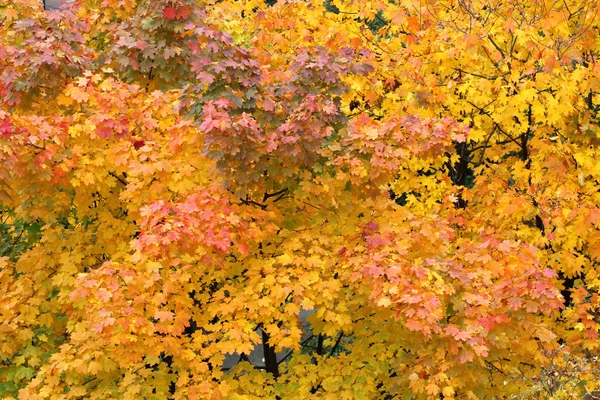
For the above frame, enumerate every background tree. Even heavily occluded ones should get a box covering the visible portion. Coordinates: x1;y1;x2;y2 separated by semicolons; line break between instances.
1;0;600;399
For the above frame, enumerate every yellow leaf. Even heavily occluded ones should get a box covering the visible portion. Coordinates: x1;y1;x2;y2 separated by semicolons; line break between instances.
277;253;293;265
442;386;455;397
3;8;18;22
57;94;74;107
99;80;113;91
377;297;392;307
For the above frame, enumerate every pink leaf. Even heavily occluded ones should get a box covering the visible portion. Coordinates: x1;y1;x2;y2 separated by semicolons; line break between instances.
154;310;174;322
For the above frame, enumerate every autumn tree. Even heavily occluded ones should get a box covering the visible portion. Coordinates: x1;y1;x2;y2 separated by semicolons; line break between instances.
1;0;600;399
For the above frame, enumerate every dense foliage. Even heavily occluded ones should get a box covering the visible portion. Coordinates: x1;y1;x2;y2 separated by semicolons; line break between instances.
1;0;600;398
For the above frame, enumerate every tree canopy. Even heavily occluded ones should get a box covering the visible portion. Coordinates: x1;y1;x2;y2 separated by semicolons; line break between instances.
1;0;600;398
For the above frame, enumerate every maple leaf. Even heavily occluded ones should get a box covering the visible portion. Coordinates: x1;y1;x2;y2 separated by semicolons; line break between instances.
133;140;145;150
3;9;18;22
67;87;90;103
176;6;191;20
163;7;177;20
154;311;174;322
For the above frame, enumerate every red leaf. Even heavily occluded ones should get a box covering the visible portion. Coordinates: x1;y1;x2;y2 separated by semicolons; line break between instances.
0;119;14;139
133;140;145;150
176;6;191;20
163;7;177;20
96;125;113;139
